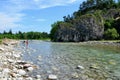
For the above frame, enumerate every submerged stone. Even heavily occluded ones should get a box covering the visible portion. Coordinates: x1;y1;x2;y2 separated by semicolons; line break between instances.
76;65;84;69
36;75;41;79
89;64;99;69
27;67;34;72
26;77;33;80
48;74;57;80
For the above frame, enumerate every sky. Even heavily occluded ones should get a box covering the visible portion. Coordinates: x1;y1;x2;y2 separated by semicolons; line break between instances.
0;0;85;33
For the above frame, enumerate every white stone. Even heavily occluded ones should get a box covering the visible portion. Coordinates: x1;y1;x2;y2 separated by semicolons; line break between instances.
3;68;10;73
0;47;4;51
24;63;31;67
13;54;21;58
3;62;8;65
18;69;26;76
37;55;42;61
27;67;34;72
48;74;57;80
36;75;41;79
17;77;23;80
13;68;17;73
77;65;84;69
26;77;33;80
8;59;14;63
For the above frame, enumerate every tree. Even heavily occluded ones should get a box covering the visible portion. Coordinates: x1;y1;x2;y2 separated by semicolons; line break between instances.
104;28;119;39
3;30;7;34
104;19;114;31
50;21;63;41
8;29;12;35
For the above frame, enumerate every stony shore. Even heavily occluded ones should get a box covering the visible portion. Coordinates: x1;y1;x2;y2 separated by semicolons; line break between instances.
0;39;40;80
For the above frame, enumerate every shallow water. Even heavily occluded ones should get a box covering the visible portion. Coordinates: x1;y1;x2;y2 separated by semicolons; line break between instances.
21;40;120;80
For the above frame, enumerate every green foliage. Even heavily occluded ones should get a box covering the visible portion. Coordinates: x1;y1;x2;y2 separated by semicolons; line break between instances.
104;28;119;40
0;30;49;40
77;0;120;17
104;19;114;30
50;21;62;41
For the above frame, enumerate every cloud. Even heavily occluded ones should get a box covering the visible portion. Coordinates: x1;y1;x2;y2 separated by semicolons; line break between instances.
0;0;82;32
35;0;80;9
0;12;25;31
0;0;80;11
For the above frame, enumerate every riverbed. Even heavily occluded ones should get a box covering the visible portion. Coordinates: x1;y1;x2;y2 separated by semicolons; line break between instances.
21;40;120;80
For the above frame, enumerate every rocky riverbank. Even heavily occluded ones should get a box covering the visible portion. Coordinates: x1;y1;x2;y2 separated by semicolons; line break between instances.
0;39;40;80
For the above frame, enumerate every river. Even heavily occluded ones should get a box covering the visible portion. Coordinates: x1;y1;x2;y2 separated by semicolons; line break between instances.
20;40;120;80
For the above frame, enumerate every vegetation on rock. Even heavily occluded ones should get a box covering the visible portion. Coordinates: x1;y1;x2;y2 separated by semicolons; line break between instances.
50;0;120;42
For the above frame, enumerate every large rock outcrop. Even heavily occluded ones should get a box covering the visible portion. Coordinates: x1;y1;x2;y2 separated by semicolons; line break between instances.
53;14;104;42
51;9;120;42
74;14;104;41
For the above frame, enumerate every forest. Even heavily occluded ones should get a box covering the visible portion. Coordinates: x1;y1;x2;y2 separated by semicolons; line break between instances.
0;30;49;40
50;0;120;42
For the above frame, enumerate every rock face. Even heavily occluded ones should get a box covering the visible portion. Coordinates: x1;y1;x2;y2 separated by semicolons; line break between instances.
53;14;104;42
74;14;104;41
50;9;120;42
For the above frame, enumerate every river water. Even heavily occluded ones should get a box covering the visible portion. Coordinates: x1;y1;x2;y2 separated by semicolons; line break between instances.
21;40;120;80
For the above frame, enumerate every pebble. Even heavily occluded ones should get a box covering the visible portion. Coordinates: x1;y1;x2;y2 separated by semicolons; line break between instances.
2;68;10;73
37;55;42;61
76;65;84;69
18;69;26;76
27;67;34;72
48;74;58;80
36;75;41;79
26;77;33;80
71;72;79;78
13;54;21;58
89;64;99;69
8;59;14;63
0;47;4;51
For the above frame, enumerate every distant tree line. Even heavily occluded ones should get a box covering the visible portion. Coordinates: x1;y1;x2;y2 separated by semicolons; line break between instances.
0;30;49;39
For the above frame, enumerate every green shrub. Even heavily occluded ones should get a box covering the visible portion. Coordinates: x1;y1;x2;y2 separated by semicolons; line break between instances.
104;28;119;40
